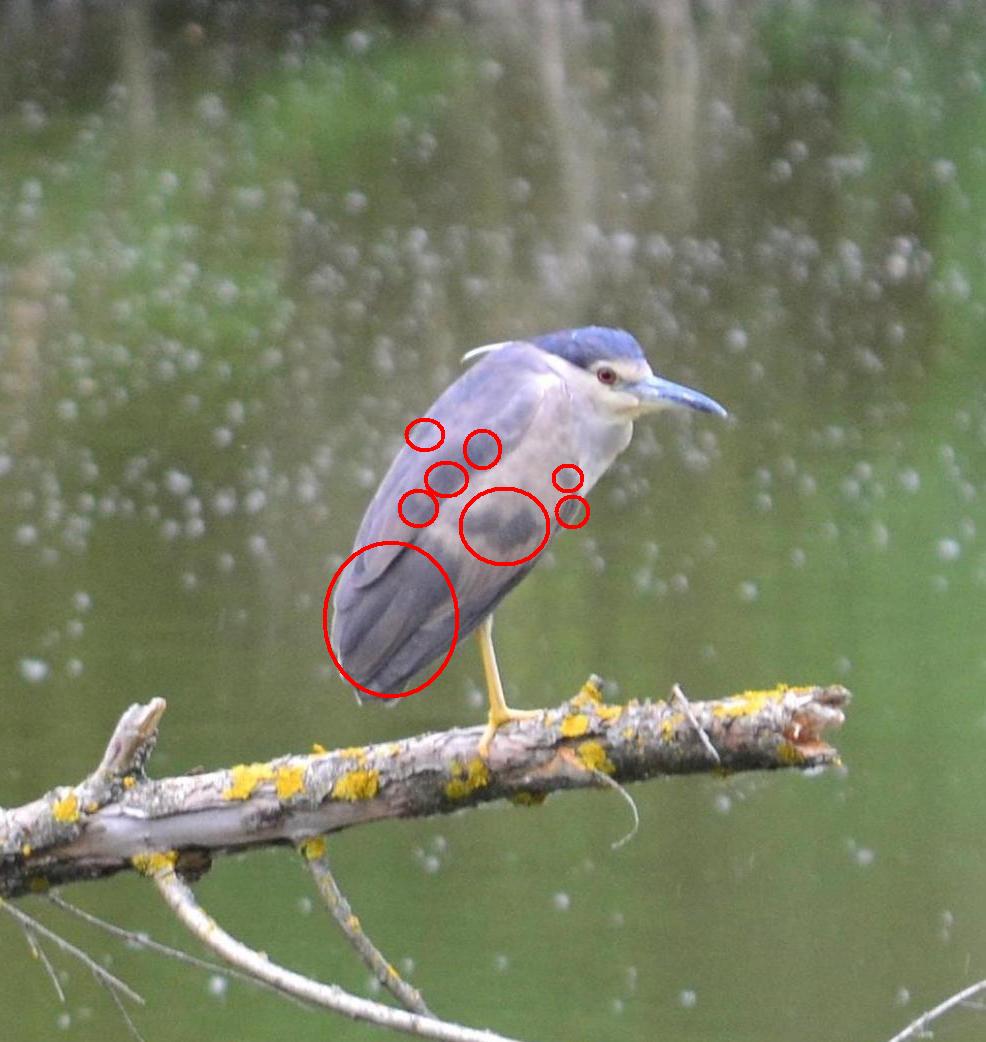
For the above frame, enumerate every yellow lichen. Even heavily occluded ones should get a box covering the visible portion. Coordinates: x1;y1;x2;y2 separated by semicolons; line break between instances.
560;713;590;738
338;746;367;761
21;844;31;857
577;740;614;774
299;836;327;861
332;769;380;801
346;914;361;931
122;776;136;789
311;742;327;755
660;712;684;741
223;763;275;800
712;684;799;719
274;764;306;800
511;791;548;807
131;851;178;876
444;757;490;800
596;703;623;722
51;792;79;823
777;741;805;766
571;676;603;706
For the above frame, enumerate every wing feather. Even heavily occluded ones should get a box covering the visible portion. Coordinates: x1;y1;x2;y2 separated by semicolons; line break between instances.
330;343;564;694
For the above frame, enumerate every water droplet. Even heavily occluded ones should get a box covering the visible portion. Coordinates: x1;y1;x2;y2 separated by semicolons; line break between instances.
19;658;49;683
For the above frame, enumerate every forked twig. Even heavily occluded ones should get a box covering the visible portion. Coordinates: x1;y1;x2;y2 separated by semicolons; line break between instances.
1;899;144;1007
147;856;525;1042
300;839;432;1016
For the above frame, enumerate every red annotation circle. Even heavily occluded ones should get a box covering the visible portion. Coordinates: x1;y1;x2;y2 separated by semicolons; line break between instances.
322;541;459;699
424;460;470;499
551;463;585;493
458;487;550;566
397;488;440;528
404;417;445;452
463;428;503;470
555;494;590;530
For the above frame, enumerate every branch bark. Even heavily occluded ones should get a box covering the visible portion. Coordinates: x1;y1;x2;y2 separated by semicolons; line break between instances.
0;678;849;900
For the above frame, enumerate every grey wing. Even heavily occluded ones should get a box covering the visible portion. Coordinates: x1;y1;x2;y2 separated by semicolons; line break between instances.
330;344;562;697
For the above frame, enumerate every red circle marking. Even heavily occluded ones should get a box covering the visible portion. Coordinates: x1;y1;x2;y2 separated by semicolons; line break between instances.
397;488;440;528
551;463;585;493
463;428;503;470
322;540;459;699
555;494;590;530
458;487;550;567
424;460;470;499
405;417;445;452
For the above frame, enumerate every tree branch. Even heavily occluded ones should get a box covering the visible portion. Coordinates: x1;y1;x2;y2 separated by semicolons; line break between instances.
0;678;849;899
146;853;524;1042
300;839;433;1015
885;979;986;1042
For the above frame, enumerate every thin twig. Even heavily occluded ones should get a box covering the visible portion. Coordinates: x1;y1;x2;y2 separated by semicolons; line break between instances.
671;683;721;765
300;840;432;1016
22;928;66;1003
48;893;237;982
148;858;526;1042
98;972;148;1042
589;771;640;851
885;979;986;1042
0;899;144;1006
46;892;312;1013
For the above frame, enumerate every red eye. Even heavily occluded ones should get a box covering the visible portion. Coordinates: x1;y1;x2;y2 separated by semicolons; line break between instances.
596;366;617;385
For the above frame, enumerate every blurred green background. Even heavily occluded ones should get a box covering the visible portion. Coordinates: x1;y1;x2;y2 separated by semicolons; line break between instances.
2;1;986;1040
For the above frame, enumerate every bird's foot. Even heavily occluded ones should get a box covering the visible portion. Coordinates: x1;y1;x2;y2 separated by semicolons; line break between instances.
478;706;541;759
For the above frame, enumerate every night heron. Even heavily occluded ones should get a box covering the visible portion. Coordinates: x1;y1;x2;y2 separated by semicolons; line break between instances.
330;326;726;754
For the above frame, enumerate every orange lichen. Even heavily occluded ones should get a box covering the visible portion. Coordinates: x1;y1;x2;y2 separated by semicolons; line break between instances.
332;769;380;801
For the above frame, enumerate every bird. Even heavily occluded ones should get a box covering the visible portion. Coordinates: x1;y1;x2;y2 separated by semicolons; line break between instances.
329;326;726;755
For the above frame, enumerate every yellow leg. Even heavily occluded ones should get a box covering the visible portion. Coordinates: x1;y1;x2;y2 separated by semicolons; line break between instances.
476;615;539;757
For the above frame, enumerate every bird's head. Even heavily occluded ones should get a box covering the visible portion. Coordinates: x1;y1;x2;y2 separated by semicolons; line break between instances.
527;326;727;422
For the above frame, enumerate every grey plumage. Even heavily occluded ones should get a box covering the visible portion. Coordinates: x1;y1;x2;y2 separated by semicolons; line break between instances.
330;327;726;701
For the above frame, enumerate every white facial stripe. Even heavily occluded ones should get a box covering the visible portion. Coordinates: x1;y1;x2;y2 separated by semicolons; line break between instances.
591;359;652;383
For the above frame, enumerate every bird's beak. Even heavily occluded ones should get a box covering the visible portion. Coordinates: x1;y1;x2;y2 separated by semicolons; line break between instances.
627;374;728;418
